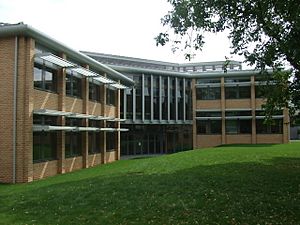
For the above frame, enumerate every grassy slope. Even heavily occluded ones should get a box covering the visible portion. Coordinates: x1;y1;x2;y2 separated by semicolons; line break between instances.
0;143;299;225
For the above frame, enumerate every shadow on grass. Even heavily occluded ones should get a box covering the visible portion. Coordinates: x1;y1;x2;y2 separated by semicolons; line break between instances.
0;157;299;225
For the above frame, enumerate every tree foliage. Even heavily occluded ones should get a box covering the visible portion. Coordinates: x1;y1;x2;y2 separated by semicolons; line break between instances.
156;0;300;120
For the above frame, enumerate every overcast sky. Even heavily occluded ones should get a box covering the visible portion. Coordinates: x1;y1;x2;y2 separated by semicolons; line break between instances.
0;0;244;63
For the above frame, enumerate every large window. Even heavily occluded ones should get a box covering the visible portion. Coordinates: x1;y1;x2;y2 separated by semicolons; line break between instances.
88;120;100;154
178;79;184;120
34;62;58;92
89;80;101;102
162;77;168;120
66;72;82;98
185;80;192;120
126;89;133;120
134;76;142;120
225;120;252;134
196;120;222;134
144;75;151;120
33;115;58;163
106;88;116;106
196;87;221;100
256;119;283;134
170;78;176;120
106;132;116;152
225;86;251;99
65;118;82;158
153;76;160;120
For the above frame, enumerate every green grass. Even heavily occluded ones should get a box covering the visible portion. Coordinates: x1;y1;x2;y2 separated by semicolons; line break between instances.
0;143;300;225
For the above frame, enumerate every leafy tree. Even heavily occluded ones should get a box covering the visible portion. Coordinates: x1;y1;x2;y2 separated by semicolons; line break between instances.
156;0;300;121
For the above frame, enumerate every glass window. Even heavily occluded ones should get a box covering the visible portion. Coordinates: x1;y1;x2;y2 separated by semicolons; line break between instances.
196;120;221;134
226;120;252;134
33;132;57;163
256;119;283;134
226;120;238;134
126;89;133;120
89;81;101;102
225;111;252;117
177;79;184;120
106;132;116;152
144;76;151;120
34;62;58;92
88;120;100;154
170;78;176;120
153;76;160;120
196;87;221;100
134;76;142;120
65;118;82;158
66;73;82;98
225;77;250;83
225;86;250;99
196;111;222;117
185;80;192;120
162;77;168;120
106;88;116;106
197;78;220;84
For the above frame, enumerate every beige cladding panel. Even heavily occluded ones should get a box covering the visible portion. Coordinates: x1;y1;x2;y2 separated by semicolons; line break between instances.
0;37;15;183
88;153;102;167
255;99;267;109
225;99;251;109
33;90;59;110
65;156;83;172
226;135;252;144
65;96;84;113
33;160;58;180
105;105;116;117
196;100;221;109
88;101;102;116
106;151;116;163
196;135;222;148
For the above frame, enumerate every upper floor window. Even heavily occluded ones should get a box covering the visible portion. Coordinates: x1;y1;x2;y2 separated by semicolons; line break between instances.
196;87;221;100
225;86;250;99
66;71;82;98
196;120;222;134
196;78;220;84
89;80;101;102
34;62;58;92
106;88;116;106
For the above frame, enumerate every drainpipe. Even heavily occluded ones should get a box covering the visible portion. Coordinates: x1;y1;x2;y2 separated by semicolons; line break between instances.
13;36;18;183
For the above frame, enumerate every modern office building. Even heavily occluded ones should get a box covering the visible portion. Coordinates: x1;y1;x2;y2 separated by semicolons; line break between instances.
84;52;290;153
0;23;289;183
0;23;133;183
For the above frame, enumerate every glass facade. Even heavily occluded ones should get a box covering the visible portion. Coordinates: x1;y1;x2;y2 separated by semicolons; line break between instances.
65;118;82;158
144;75;151;120
153;76;160;120
162;77;168;120
34;62;58;92
66;72;82;98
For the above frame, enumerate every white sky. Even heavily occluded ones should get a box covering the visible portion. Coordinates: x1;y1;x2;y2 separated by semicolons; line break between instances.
0;0;244;64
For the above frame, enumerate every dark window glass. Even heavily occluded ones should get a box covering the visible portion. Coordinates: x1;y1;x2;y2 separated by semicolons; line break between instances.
65;132;82;157
89;132;100;154
185;80;192;120
144;76;151;120
162;77;168;120
196;120;221;134
226;120;252;134
106;88;116;106
106;132;116;151
153;76;160;120
178;79;184;120
170;78;176;120
225;111;252;116
33;132;57;163
225;86;250;99
34;62;58;92
197;78;220;84
196;87;221;100
66;73;82;98
226;120;238;134
225;77;250;83
89;81;101;102
126;89;133;120
196;111;222;117
256;119;283;134
134;76;142;120
239;120;252;133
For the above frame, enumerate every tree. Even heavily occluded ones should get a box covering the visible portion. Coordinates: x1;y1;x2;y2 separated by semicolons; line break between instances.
156;0;300;121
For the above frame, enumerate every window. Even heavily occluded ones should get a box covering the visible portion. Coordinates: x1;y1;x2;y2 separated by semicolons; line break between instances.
256;119;283;134
196;87;221;100
178;79;184;120
66;72;82;98
197;78;220;84
34;62;58;92
185;80;192;120
170;78;176;120
33;115;58;163
106;88;116;106
225;86;250;99
226;120;252;134
162;77;168;120
88;120;100;154
225;77;250;83
196;111;222;117
225;111;252;117
65;118;82;157
134;76;142;120
106;132;116;151
126;89;133;120
144;75;151;120
89;81;101;102
153;76;160;120
196;120;222;134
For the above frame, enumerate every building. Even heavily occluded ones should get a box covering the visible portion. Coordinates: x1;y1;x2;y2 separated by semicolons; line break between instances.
84;52;289;152
0;23;134;183
0;23;289;183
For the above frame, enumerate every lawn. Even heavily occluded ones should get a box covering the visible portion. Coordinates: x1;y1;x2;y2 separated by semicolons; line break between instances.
0;143;299;225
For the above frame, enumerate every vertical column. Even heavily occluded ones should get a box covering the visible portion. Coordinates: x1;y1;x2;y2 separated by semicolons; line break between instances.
221;77;226;144
183;78;186;122
159;76;162;121
150;75;154;121
100;74;107;164
175;77;178;121
133;87;136;122
167;76;170;121
192;79;197;149
123;88;127;119
81;64;89;168
57;53;67;174
250;76;257;144
115;82;121;160
283;108;290;143
141;74;145;122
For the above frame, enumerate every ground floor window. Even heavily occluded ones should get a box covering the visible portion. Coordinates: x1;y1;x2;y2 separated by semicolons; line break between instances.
256;119;283;134
33;132;57;163
196;120;222;134
89;132;100;154
226;120;252;134
106;132;116;152
65;132;82;158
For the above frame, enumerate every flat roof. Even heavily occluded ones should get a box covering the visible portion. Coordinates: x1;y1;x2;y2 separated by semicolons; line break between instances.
0;23;134;86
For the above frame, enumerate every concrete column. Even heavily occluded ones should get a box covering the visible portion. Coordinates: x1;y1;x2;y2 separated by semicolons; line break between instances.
159;76;162;121
221;77;226;144
142;74;145;121
100;74;107;164
57;53;67;174
192;79;197;149
81;64;89;168
251;76;257;144
283;108;290;143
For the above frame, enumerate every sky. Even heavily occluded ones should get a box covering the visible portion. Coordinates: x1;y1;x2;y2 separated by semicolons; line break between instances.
0;0;244;64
